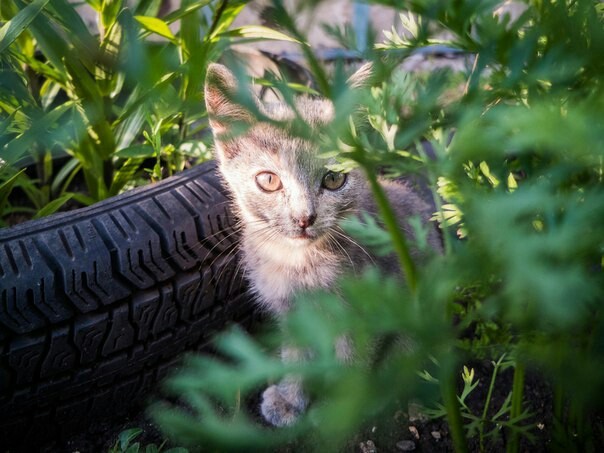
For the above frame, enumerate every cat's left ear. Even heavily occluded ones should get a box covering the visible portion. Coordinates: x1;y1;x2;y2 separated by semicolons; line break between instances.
204;63;254;135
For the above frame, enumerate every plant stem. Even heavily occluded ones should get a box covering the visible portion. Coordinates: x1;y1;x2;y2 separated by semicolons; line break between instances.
364;169;418;295
506;362;525;453
479;355;504;452
415;139;454;255
569;397;584;440
553;381;563;422
441;372;469;453
207;0;228;37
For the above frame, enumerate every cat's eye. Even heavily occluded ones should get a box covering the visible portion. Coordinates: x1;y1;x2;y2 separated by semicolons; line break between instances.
322;171;347;190
255;171;282;192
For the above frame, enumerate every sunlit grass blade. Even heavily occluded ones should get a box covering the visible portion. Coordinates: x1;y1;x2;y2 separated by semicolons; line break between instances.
0;169;26;213
33;193;74;219
163;0;213;24
45;0;98;63
0;0;50;54
207;0;247;38
109;157;145;196
215;25;301;44
135;15;177;42
3;102;74;165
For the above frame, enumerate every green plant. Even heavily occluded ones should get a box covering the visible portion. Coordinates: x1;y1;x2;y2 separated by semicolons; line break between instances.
108;427;188;453
0;0;296;222
423;356;536;452
150;0;604;451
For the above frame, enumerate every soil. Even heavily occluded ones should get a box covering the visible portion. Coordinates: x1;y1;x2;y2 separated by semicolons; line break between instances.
33;353;558;453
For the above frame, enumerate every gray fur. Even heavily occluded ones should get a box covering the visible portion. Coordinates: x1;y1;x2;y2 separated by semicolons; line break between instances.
204;63;440;426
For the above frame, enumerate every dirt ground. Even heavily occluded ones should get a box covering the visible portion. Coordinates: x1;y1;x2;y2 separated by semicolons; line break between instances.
41;358;555;452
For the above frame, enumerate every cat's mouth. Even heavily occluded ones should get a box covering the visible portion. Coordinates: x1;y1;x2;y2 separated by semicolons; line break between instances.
290;229;319;241
293;231;313;240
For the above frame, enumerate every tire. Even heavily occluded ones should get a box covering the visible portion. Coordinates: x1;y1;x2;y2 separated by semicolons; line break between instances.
0;161;251;449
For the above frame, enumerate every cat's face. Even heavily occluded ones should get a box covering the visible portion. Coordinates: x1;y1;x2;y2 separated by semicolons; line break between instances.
204;64;365;246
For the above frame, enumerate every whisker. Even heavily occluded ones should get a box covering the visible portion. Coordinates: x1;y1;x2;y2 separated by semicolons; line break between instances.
212;245;242;289
204;235;242;278
157;213;243;263
200;227;242;264
329;227;376;266
231;258;248;291
326;231;357;275
211;222;277;288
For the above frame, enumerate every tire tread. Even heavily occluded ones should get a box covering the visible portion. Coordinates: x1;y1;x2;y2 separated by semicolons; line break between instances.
0;162;251;449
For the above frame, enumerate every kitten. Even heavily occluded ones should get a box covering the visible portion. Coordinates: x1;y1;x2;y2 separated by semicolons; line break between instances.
204;63;441;427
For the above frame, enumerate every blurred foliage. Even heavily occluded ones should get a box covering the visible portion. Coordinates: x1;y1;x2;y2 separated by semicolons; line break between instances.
150;0;604;452
0;0;295;224
108;427;188;453
2;0;603;451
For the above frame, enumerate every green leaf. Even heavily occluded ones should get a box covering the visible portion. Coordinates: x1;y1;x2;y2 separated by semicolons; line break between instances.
0;169;26;213
144;444;159;453
2;101;74;165
135;15;176;41
255;78;319;96
208;1;247;37
45;0;98;59
0;0;51;54
8;50;65;85
0;108;19;138
70;192;96;207
340;212;393;257
179;0;207;101
407;215;429;252
118;428;143;451
115;72;178;128
124;443;141;453
216;25;300;44
163;0;213;24
12;0;96;76
50;157;81;196
102;0;123;31
114;106;146;151
459;373;479;403
151;160;162;180
134;0;162;16
12;0;66;71
110;157;145;196
84;0;101;10
33;193;74;219
114;144;155;159
479;161;500;187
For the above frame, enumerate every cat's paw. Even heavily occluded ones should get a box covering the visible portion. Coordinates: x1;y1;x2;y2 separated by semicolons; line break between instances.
260;383;307;427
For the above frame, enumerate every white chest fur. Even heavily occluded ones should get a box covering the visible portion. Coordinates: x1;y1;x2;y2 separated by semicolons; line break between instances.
242;234;340;314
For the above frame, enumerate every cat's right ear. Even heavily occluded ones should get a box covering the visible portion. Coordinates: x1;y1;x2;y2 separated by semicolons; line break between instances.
204;63;253;137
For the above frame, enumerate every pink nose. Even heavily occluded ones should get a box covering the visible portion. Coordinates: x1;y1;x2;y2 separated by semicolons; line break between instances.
296;214;317;229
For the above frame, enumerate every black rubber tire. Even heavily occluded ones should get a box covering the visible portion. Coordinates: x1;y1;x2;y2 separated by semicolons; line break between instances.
0;161;251;449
